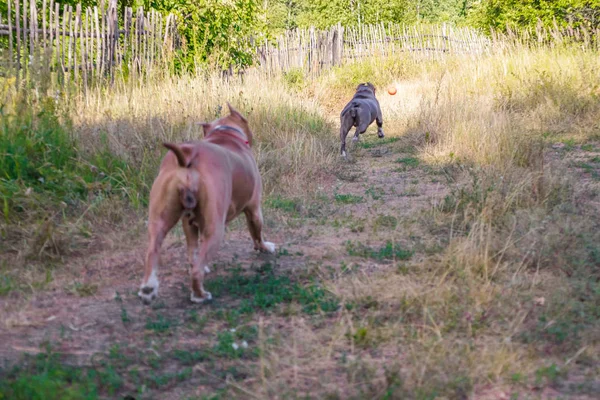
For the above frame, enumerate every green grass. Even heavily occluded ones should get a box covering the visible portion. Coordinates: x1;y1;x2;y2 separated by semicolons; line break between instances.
0;98;150;223
265;195;301;213
145;314;179;334
395;157;420;168
334;193;364;204
573;161;600;180
0;346;118;399
355;136;400;149
65;281;98;297
373;215;398;230
345;240;413;261
365;186;385;200
206;261;339;315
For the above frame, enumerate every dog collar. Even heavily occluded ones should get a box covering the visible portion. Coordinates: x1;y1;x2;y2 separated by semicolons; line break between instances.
208;125;249;146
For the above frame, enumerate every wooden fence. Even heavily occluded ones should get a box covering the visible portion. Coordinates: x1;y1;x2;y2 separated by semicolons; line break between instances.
256;23;492;76
0;0;178;91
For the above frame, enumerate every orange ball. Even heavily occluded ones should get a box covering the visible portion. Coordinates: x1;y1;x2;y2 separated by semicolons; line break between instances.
388;86;397;95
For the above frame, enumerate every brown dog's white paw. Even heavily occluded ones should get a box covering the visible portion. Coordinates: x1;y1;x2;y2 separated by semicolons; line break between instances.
263;241;276;254
204;265;211;274
138;272;159;304
190;291;212;304
138;285;158;305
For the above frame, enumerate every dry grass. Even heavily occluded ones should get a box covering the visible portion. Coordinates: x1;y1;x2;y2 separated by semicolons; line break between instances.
71;71;337;196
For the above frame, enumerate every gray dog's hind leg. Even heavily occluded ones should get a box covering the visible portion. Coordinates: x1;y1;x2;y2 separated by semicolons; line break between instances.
354;123;369;142
376;108;385;138
340;120;353;157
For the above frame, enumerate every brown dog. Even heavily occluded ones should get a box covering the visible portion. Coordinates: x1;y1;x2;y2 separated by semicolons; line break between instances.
138;104;275;304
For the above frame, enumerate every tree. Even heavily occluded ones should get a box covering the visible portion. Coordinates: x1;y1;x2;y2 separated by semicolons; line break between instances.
467;0;600;32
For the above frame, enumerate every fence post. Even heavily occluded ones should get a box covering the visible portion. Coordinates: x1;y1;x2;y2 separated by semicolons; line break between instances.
8;0;14;77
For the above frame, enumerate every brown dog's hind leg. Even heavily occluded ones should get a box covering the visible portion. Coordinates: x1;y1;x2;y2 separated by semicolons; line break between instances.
189;221;224;303
182;215;201;271
139;210;180;304
244;207;276;254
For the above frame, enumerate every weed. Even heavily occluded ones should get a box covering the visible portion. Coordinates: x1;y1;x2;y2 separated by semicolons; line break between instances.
65;281;98;297
282;68;306;91
266;196;301;213
346;240;412;261
334;193;364;204
395;157;420;168
172;349;212;365
0;274;15;296
120;307;131;324
581;144;595;151
535;364;565;386
145;314;178;334
373;215;398;230
365;186;385;200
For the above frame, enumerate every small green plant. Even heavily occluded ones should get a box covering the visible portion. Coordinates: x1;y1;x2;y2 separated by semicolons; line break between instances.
395;157;419;168
0;274;15;296
374;215;398;230
266;196;301;213
346;240;412;261
65;281;98;297
145;314;178;334
282;68;306;91
581;144;595;151
535;364;565;385
120;307;131;324
334;193;364;204
365;186;385;200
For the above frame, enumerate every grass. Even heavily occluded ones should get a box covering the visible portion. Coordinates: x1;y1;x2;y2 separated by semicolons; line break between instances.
2;26;600;400
334;193;364;204
206;261;339;315
345;240;412;261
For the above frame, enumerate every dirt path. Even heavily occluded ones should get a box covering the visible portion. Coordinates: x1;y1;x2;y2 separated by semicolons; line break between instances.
1;135;599;399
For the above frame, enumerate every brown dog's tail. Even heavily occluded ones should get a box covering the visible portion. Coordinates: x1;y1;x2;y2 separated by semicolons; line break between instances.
163;143;190;168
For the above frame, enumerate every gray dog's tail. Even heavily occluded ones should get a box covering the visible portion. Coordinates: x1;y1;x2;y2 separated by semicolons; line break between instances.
343;101;359;119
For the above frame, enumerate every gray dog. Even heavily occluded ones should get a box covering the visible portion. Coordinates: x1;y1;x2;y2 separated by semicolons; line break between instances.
339;82;385;157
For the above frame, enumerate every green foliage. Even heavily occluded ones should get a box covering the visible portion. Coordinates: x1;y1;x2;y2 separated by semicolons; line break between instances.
0;98;149;221
468;0;600;32
143;0;264;70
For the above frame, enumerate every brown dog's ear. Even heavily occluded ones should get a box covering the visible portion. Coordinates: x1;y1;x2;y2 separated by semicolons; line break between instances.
163;143;189;168
227;102;248;123
197;122;212;137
